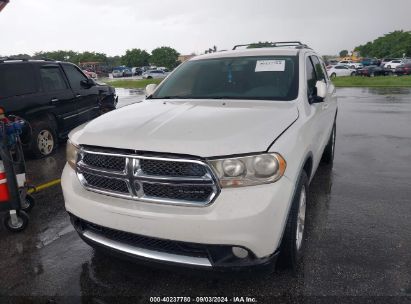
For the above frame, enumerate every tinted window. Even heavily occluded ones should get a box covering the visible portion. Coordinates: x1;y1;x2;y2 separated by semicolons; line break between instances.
62;64;87;90
306;57;317;98
0;64;37;98
40;66;67;92
152;56;299;101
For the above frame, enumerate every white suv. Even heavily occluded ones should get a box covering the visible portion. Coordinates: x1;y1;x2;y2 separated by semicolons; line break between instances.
62;42;338;271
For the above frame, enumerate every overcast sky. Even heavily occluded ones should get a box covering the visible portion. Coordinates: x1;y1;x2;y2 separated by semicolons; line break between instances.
1;0;410;57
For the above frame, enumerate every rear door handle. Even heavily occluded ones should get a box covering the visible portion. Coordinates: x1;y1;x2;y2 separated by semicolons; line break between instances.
75;94;82;98
51;98;59;103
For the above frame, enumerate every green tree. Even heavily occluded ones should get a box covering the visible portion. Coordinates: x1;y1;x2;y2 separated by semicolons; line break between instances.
339;50;349;58
121;48;150;67
150;47;179;69
355;30;411;58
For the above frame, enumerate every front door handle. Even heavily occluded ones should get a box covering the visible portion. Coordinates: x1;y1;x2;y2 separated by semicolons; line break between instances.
75;94;82;98
51;98;59;103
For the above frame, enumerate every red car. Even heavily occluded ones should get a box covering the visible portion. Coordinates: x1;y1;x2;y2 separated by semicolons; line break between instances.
395;64;411;76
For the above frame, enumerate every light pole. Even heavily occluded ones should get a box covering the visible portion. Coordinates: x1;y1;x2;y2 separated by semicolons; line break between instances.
0;0;9;12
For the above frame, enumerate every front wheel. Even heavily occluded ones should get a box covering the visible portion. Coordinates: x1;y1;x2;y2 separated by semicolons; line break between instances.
20;194;35;213
330;73;336;79
278;171;309;272
321;123;336;165
351;71;356;76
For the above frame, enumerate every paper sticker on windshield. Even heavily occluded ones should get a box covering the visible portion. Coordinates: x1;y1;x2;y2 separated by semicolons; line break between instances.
255;60;285;72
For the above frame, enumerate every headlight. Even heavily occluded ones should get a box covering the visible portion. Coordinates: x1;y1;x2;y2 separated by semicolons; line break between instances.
66;140;79;170
208;153;286;188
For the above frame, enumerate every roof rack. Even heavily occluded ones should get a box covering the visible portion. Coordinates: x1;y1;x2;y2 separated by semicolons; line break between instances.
232;41;311;50
0;57;56;63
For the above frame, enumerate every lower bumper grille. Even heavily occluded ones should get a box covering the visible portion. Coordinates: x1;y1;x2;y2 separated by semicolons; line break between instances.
78;218;209;258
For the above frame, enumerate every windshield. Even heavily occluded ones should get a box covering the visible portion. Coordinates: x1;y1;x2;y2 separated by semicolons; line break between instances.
151;56;299;101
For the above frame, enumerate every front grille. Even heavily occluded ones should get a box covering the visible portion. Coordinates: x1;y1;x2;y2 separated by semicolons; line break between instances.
83;173;129;194
140;159;206;177
77;149;220;206
142;183;213;202
82;153;126;171
79;219;208;258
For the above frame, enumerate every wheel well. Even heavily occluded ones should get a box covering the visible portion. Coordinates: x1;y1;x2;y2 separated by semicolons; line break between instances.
302;157;313;180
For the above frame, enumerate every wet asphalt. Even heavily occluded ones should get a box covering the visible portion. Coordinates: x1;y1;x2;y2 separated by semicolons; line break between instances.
0;88;410;303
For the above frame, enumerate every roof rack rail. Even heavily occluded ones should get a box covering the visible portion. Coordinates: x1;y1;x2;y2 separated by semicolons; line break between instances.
232;41;311;50
0;57;30;63
0;57;57;63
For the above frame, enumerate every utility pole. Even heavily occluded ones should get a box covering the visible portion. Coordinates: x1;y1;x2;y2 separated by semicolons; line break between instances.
0;0;9;12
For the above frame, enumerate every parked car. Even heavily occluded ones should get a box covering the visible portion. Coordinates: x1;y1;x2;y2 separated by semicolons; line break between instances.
380;58;395;67
112;69;123;78
395;63;411;76
132;67;143;76
0;59;117;158
361;58;380;66
327;65;357;78
142;70;166;79
338;60;363;69
63;42;338;271
82;70;98;79
384;59;404;70
122;68;133;77
356;65;392;77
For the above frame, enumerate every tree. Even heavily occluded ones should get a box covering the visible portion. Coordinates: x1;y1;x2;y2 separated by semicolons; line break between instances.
150;47;179;69
121;48;151;67
339;50;349;58
355;30;411;58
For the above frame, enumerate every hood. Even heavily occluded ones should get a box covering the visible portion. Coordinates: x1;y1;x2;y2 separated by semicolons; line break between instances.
70;99;298;157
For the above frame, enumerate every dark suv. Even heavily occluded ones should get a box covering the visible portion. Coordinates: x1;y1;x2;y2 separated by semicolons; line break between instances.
0;59;117;158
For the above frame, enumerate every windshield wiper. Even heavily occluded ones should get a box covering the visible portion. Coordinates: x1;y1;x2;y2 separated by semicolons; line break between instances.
149;96;192;99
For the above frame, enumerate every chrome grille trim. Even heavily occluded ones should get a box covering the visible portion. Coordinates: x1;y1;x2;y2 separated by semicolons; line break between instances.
77;148;220;207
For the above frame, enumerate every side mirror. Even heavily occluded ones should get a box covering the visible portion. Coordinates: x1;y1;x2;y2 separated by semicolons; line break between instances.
309;80;327;104
80;78;95;89
145;84;157;97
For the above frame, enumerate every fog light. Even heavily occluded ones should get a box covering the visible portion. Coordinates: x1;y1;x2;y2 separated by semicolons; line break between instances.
232;247;249;259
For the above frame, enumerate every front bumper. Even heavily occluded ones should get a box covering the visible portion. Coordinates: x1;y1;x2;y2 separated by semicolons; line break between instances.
62;164;295;268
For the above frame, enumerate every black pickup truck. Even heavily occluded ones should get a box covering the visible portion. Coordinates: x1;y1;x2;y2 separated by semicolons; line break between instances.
0;59;117;157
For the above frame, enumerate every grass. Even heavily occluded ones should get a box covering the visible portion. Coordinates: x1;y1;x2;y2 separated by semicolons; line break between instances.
105;78;163;89
332;75;411;87
105;75;411;89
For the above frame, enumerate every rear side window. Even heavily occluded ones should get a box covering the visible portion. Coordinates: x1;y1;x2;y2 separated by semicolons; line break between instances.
62;64;87;90
40;66;68;92
0;64;37;98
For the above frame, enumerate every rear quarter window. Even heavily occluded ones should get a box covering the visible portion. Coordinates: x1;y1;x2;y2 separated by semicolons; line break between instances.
0;64;38;98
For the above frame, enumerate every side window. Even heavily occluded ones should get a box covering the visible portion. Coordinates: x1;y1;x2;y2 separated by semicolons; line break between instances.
0;64;37;98
40;66;67;92
306;57;317;98
62;64;87;90
311;56;327;82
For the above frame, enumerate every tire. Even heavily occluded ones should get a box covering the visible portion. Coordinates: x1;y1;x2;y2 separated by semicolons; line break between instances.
350;71;356;76
147;76;153;79
387;65;391;69
28;118;57;158
3;210;29;233
20;194;35;213
330;73;336;79
321;123;336;165
278;171;309;272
